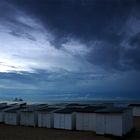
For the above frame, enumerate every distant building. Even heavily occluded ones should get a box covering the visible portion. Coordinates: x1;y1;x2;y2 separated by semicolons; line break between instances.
95;107;133;137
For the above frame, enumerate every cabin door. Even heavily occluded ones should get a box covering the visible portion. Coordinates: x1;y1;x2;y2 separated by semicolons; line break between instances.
60;114;65;129
105;114;112;134
96;114;105;135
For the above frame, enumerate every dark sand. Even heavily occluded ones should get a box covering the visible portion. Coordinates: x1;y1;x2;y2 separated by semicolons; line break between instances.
0;117;140;140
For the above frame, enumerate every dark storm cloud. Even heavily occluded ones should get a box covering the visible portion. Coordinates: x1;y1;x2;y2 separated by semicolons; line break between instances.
87;39;140;71
0;69;106;84
0;1;38;42
129;32;140;46
9;31;37;41
7;0;133;41
0;70;108;94
87;41;122;71
4;0;139;71
126;33;140;70
1;0;140;72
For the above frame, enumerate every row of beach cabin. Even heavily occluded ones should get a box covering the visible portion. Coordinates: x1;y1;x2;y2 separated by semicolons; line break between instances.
0;102;135;137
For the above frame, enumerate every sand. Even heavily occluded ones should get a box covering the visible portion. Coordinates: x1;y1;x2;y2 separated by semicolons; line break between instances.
0;117;140;140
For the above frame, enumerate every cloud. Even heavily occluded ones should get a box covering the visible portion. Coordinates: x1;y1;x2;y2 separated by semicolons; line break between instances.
0;1;96;73
8;0;134;41
0;70;104;98
61;39;90;56
0;69;139;98
4;0;140;72
0;0;140;97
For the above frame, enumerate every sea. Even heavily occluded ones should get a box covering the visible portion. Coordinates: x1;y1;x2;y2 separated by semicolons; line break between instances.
0;92;140;105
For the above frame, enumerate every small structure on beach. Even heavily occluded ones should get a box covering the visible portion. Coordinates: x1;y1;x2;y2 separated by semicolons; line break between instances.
95;107;133;137
20;104;47;127
38;107;59;128
76;106;105;131
54;108;79;130
0;105;15;122
4;106;26;125
129;104;140;117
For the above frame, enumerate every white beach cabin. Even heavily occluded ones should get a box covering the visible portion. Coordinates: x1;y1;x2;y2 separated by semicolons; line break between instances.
129;104;140;117
54;108;79;130
38;107;59;128
20;104;47;127
95;107;133;137
0;105;17;123
76;106;105;131
4;106;26;125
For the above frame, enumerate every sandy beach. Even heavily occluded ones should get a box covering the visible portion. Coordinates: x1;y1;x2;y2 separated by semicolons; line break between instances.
0;117;139;140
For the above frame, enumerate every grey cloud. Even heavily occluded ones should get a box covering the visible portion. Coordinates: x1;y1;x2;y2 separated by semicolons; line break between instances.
0;69;106;84
5;0;132;41
0;1;39;42
87;42;122;71
4;0;139;72
129;32;140;47
9;31;37;41
86;37;140;71
0;70;108;93
122;48;140;70
0;0;140;97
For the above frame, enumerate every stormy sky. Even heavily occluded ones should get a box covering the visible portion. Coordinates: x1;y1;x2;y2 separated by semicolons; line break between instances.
0;0;140;100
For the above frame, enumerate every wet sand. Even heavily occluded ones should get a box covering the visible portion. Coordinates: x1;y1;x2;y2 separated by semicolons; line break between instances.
0;117;140;140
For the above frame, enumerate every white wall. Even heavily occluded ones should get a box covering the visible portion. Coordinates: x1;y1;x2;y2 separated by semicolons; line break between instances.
0;106;19;123
0;111;4;122
132;107;140;116
96;114;105;135
54;113;74;130
96;113;123;136
128;109;133;130
38;113;53;128
105;114;112;135
76;112;96;131
4;112;18;125
96;110;133;137
20;112;37;127
110;114;123;136
122;109;133;134
54;113;60;129
76;113;83;130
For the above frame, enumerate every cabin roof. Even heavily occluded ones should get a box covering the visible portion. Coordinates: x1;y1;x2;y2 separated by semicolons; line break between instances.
75;106;106;113
94;107;128;114
0;103;7;106
66;103;88;107
129;104;140;107
21;104;47;112
0;105;13;110
54;108;82;114
38;107;59;113
5;107;26;113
